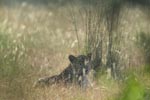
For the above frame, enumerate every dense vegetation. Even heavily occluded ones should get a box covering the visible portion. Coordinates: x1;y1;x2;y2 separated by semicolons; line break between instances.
0;0;150;100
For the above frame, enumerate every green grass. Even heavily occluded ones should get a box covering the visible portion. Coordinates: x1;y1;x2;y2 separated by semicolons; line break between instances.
119;74;145;100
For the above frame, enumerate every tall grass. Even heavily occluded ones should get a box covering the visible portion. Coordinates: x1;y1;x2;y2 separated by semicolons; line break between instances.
0;31;29;99
0;2;150;100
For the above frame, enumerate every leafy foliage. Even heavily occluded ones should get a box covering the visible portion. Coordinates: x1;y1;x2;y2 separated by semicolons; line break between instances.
119;75;145;100
138;32;150;62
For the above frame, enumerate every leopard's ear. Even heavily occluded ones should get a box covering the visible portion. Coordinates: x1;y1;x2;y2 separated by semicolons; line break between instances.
69;55;77;63
87;53;92;60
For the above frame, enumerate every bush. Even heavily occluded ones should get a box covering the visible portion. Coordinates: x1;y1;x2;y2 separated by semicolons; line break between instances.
118;74;145;100
136;32;150;72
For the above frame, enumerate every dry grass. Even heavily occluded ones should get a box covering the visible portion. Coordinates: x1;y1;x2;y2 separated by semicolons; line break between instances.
0;2;150;100
0;3;115;100
0;4;120;100
31;83;119;100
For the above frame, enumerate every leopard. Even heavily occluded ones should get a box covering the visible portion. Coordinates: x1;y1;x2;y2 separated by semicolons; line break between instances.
34;53;93;88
